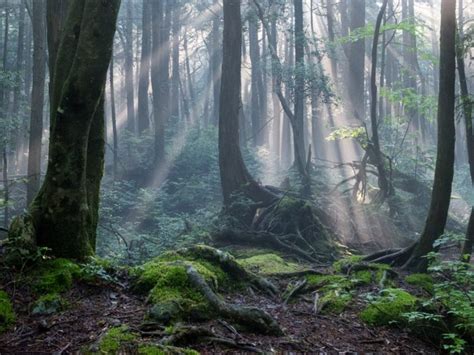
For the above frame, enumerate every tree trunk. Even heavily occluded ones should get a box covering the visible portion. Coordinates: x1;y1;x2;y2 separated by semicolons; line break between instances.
347;0;365;121
248;14;262;146
124;0;135;133
210;2;221;126
109;56;118;180
219;0;275;210
26;0;47;205
151;0;171;167
457;0;474;261
170;1;180;123
404;0;456;271
137;0;151;133
12;0;121;260
369;0;391;199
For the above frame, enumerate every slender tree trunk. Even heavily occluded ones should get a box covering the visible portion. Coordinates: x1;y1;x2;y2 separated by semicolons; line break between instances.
183;31;195;123
110;56;118;180
26;0;46;205
210;6;222;126
124;0;135;133
348;0;365;121
248;15;262;146
170;1;180;123
404;0;456;271
293;0;309;186
270;2;281;161
137;0;151;133
457;0;474;261
369;0;391;199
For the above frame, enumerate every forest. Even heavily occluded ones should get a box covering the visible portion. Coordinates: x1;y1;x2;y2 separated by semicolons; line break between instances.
0;0;473;353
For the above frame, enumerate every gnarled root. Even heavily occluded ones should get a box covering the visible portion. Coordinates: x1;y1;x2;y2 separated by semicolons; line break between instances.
176;245;278;296
363;242;417;267
186;265;283;336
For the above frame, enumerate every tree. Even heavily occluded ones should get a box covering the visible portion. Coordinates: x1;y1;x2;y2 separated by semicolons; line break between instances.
26;0;46;205
456;0;473;261
366;0;457;271
137;0;151;134
9;0;121;260
347;0;365;121
123;0;135;133
368;0;392;200
218;0;274;209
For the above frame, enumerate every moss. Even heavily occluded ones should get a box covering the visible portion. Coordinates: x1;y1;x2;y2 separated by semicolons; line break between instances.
319;290;353;314
138;344;199;355
333;255;364;273
405;273;434;293
0;290;15;333
360;288;418;326
32;293;66;315
98;326;137;353
33;258;81;294
238;253;303;275
306;274;352;292
352;270;373;285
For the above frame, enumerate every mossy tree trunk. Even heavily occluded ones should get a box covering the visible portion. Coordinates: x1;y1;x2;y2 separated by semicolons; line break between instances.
10;0;121;259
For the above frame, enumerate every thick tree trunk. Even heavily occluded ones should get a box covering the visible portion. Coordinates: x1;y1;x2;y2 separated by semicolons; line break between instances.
219;0;275;209
404;0;456;271
26;0;46;205
12;0;121;259
137;0;151;133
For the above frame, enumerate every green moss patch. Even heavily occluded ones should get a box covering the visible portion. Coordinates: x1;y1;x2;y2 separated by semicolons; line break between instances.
32;293;66;315
238;253;303;275
319;290;353;314
405;273;434;293
33;258;81;294
332;255;364;273
98;325;137;353
0;290;15;333
360;288;418;326
96;326;198;354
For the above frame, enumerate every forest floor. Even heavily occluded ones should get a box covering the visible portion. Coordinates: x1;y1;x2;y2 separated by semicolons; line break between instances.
0;260;439;354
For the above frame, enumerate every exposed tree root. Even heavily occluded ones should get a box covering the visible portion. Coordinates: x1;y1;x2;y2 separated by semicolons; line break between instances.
176;245;278;296
363;242;418;267
186;265;283;336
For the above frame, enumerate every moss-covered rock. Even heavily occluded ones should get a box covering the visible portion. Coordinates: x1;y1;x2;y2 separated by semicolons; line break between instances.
98;325;137;353
405;273;434;293
133;261;213;324
360;288;418;326
96;325;198;355
31;293;66;315
33;258;81;294
332;255;364;273
352;270;373;285
319;290;353;314
0;290;15;333
306;274;352;291
238;253;303;275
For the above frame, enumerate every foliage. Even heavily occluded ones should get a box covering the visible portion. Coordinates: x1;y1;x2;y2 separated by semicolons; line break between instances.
360;288;418;326
32;258;82;294
0;290;15;333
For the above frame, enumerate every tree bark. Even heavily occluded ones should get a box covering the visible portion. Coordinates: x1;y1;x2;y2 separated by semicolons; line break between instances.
219;0;275;209
137;0;151;133
404;0;456;271
170;1;180;123
124;0;135;133
26;0;46;205
13;0;121;259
